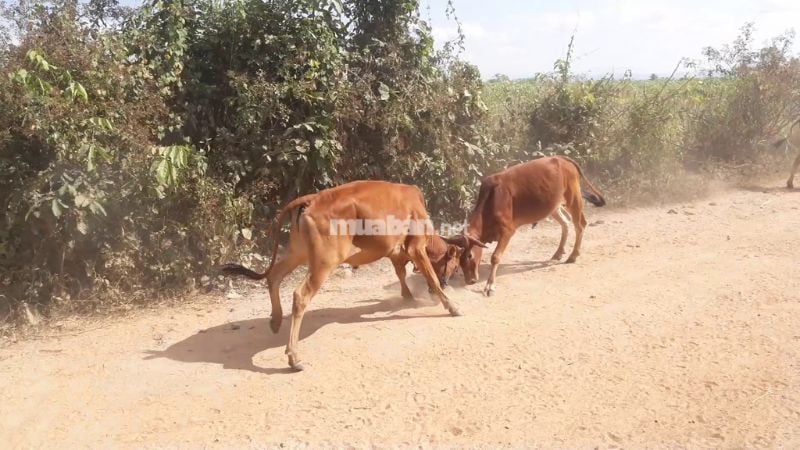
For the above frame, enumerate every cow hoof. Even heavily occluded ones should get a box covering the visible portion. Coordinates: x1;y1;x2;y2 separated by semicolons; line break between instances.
483;288;495;297
288;355;305;371
402;293;415;302
448;307;462;317
788;180;794;189
551;253;564;261
270;318;282;334
565;256;577;264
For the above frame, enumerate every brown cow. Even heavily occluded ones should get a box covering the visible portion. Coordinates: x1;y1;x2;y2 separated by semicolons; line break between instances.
350;234;462;292
220;180;461;371
407;235;464;290
774;118;800;188
446;156;605;296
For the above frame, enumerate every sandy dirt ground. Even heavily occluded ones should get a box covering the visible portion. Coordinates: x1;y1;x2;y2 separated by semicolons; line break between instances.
2;182;800;448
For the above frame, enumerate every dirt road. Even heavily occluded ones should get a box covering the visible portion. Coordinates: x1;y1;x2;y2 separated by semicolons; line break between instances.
2;182;799;448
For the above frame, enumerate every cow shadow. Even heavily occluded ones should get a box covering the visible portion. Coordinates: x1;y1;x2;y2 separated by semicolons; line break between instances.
471;259;559;284
736;183;799;194
381;259;558;292
143;297;445;374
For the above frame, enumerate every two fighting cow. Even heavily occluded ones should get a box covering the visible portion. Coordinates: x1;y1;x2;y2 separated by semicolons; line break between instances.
222;156;605;370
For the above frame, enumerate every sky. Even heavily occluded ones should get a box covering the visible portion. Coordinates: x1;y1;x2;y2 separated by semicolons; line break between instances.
421;0;800;79
110;0;800;80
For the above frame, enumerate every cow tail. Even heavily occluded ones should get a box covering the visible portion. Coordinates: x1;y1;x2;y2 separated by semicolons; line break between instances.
220;193;318;280
265;193;318;273
557;155;606;207
219;263;269;280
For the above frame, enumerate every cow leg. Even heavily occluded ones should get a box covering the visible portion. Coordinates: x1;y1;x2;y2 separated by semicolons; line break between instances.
344;250;382;268
390;255;414;300
285;259;336;371
266;253;305;333
565;198;587;264
407;237;461;316
550;206;570;260
787;151;800;189
484;230;513;297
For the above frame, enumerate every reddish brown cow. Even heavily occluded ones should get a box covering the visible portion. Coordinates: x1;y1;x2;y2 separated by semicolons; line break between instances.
220;180;461;371
447;156;605;296
407;235;464;290
422;235;464;288
351;234;462;293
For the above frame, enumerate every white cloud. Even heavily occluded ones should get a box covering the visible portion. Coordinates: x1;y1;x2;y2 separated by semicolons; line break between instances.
507;10;596;34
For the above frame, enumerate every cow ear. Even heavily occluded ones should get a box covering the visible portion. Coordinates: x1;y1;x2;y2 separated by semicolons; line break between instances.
447;246;459;258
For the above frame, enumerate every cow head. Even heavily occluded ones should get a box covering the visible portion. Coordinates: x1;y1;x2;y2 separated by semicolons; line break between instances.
429;244;463;288
417;239;465;290
443;234;487;285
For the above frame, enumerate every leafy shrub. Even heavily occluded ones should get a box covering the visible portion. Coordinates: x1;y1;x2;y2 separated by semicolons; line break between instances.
0;0;489;322
0;0;244;318
483;26;800;203
685;24;800;163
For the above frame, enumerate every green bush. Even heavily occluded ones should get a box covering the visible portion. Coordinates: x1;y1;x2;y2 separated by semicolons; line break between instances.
0;3;245;316
0;0;489;321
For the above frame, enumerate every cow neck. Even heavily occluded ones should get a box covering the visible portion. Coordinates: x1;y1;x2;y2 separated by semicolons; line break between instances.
465;214;488;244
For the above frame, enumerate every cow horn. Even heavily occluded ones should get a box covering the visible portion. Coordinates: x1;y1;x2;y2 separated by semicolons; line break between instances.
442;235;468;247
467;236;488;248
443;234;487;249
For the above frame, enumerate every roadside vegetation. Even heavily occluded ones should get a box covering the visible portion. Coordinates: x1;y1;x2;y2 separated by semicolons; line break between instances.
482;28;800;203
1;0;798;325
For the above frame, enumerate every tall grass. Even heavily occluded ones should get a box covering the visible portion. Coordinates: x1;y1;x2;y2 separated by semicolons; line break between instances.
482;25;800;204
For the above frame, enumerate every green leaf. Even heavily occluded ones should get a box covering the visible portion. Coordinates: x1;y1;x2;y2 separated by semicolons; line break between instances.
74;82;88;102
378;82;391;101
87;145;96;172
74;193;91;208
77;220;89;235
14;69;28;84
157;159;170;185
89;201;107;217
37;78;51;95
51;199;62;218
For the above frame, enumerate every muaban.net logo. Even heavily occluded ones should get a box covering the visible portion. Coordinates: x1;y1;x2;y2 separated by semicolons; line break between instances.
329;216;465;236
